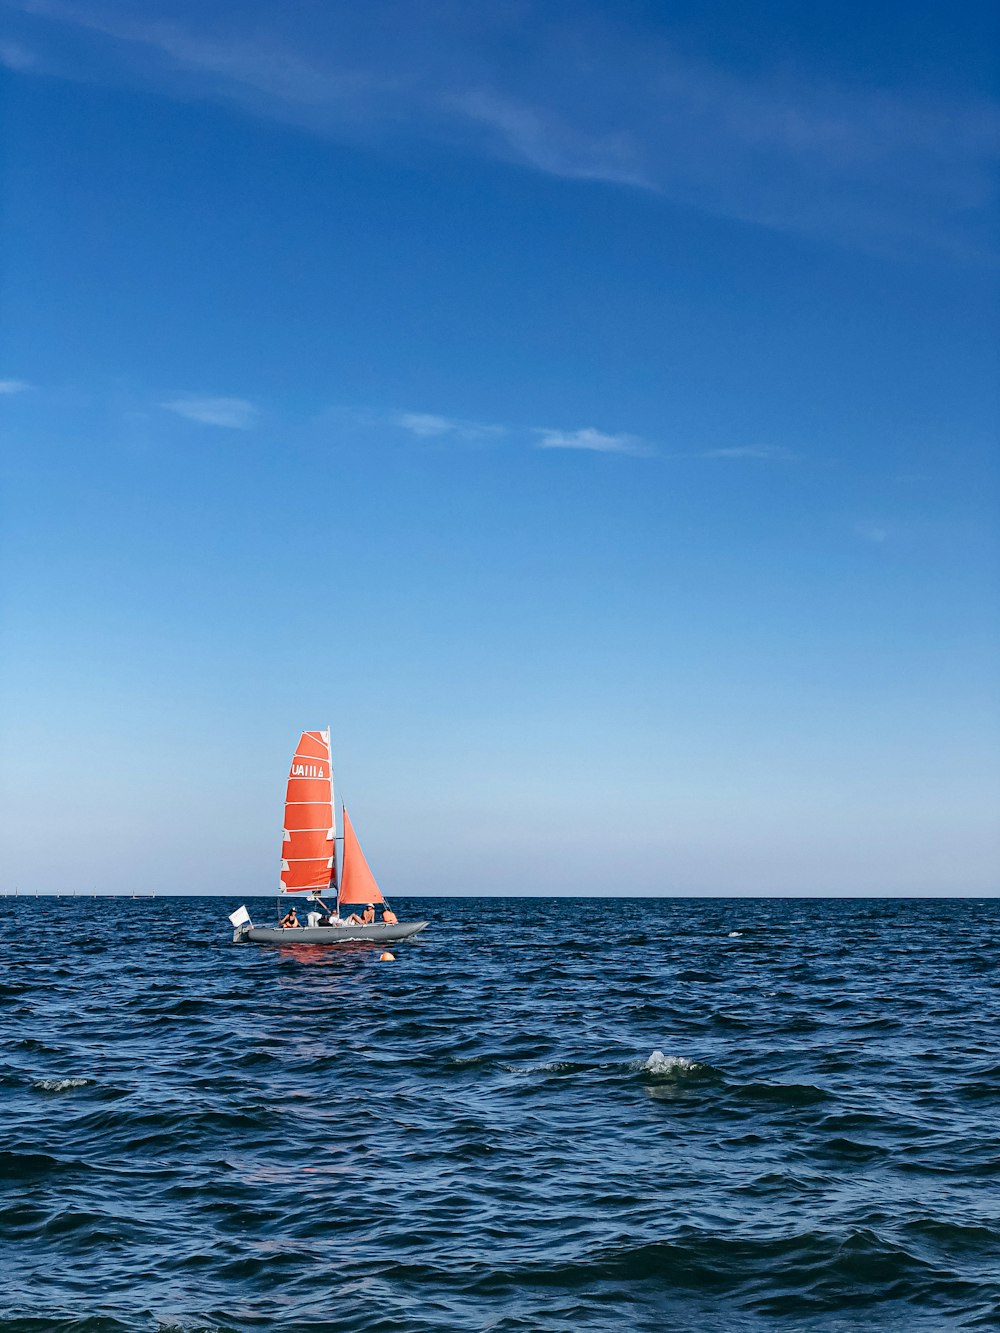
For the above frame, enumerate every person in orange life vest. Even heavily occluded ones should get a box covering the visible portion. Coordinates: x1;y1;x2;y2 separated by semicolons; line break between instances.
381;907;398;925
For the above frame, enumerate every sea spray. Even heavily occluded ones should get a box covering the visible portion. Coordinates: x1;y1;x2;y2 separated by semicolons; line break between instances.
639;1051;715;1079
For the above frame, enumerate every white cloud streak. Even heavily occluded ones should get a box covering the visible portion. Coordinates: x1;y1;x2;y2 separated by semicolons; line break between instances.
698;446;798;461
393;412;455;437
535;427;652;456
8;0;997;260
0;379;31;394
376;410;653;457
450;88;651;190
159;395;257;428
391;411;505;442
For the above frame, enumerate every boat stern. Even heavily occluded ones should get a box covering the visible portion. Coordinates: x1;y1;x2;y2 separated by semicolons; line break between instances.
229;905;253;943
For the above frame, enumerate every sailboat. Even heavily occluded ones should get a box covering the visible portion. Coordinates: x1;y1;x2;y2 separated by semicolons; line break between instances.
230;729;427;945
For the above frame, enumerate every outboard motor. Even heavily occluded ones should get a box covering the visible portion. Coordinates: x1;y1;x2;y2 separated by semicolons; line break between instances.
228;904;253;943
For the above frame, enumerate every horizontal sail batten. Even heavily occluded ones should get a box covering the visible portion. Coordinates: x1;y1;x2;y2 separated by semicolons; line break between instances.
279;730;335;895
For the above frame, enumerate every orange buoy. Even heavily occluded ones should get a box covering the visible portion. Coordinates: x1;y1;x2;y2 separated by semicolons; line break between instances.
379;951;395;962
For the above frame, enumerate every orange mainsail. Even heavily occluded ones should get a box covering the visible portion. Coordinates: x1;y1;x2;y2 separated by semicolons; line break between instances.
280;730;335;893
338;806;386;906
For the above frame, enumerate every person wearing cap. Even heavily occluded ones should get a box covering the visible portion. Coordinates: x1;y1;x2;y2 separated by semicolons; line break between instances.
360;904;376;925
279;907;299;929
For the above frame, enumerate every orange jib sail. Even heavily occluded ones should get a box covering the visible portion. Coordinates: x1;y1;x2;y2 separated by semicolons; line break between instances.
280;730;335;894
338;806;385;906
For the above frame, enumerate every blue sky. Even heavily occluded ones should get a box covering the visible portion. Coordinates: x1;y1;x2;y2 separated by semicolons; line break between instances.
1;0;997;895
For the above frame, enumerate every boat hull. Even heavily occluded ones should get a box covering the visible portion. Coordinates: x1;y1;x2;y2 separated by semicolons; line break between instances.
237;921;427;945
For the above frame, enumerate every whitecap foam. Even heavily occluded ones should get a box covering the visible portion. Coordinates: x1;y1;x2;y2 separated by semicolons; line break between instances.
727;931;743;937
32;1077;91;1092
640;1050;700;1078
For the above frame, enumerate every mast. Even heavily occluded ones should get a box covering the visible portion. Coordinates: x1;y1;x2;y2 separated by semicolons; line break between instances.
328;724;346;912
327;724;339;907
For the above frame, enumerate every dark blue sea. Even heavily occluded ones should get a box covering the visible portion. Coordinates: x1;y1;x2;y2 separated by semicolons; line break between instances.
2;896;999;1332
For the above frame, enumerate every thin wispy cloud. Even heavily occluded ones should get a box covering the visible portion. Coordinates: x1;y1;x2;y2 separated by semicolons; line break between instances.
451;88;651;190
0;40;34;69
0;379;31;394
698;446;798;461
394;413;455;438
856;521;890;544
368;409;652;457
160;395;257;429
392;412;505;442
535;427;652;457
8;0;997;260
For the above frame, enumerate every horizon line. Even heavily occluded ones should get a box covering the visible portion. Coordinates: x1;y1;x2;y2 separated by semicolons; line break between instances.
2;891;996;900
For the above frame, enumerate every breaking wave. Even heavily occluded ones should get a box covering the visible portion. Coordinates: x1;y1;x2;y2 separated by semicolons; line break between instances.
638;1050;716;1080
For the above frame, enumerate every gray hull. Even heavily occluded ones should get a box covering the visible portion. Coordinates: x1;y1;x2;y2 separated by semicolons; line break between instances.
238;921;427;945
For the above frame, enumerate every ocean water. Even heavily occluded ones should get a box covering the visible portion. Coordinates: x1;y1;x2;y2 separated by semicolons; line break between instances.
1;895;998;1332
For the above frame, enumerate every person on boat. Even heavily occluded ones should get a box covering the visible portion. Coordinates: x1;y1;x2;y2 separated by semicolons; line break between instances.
313;897;343;927
279;907;299;929
344;910;364;925
360;904;376;925
305;907;323;928
381;907;398;925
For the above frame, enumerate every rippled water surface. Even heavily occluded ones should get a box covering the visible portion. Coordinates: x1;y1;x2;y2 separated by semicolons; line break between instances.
2;895;999;1331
